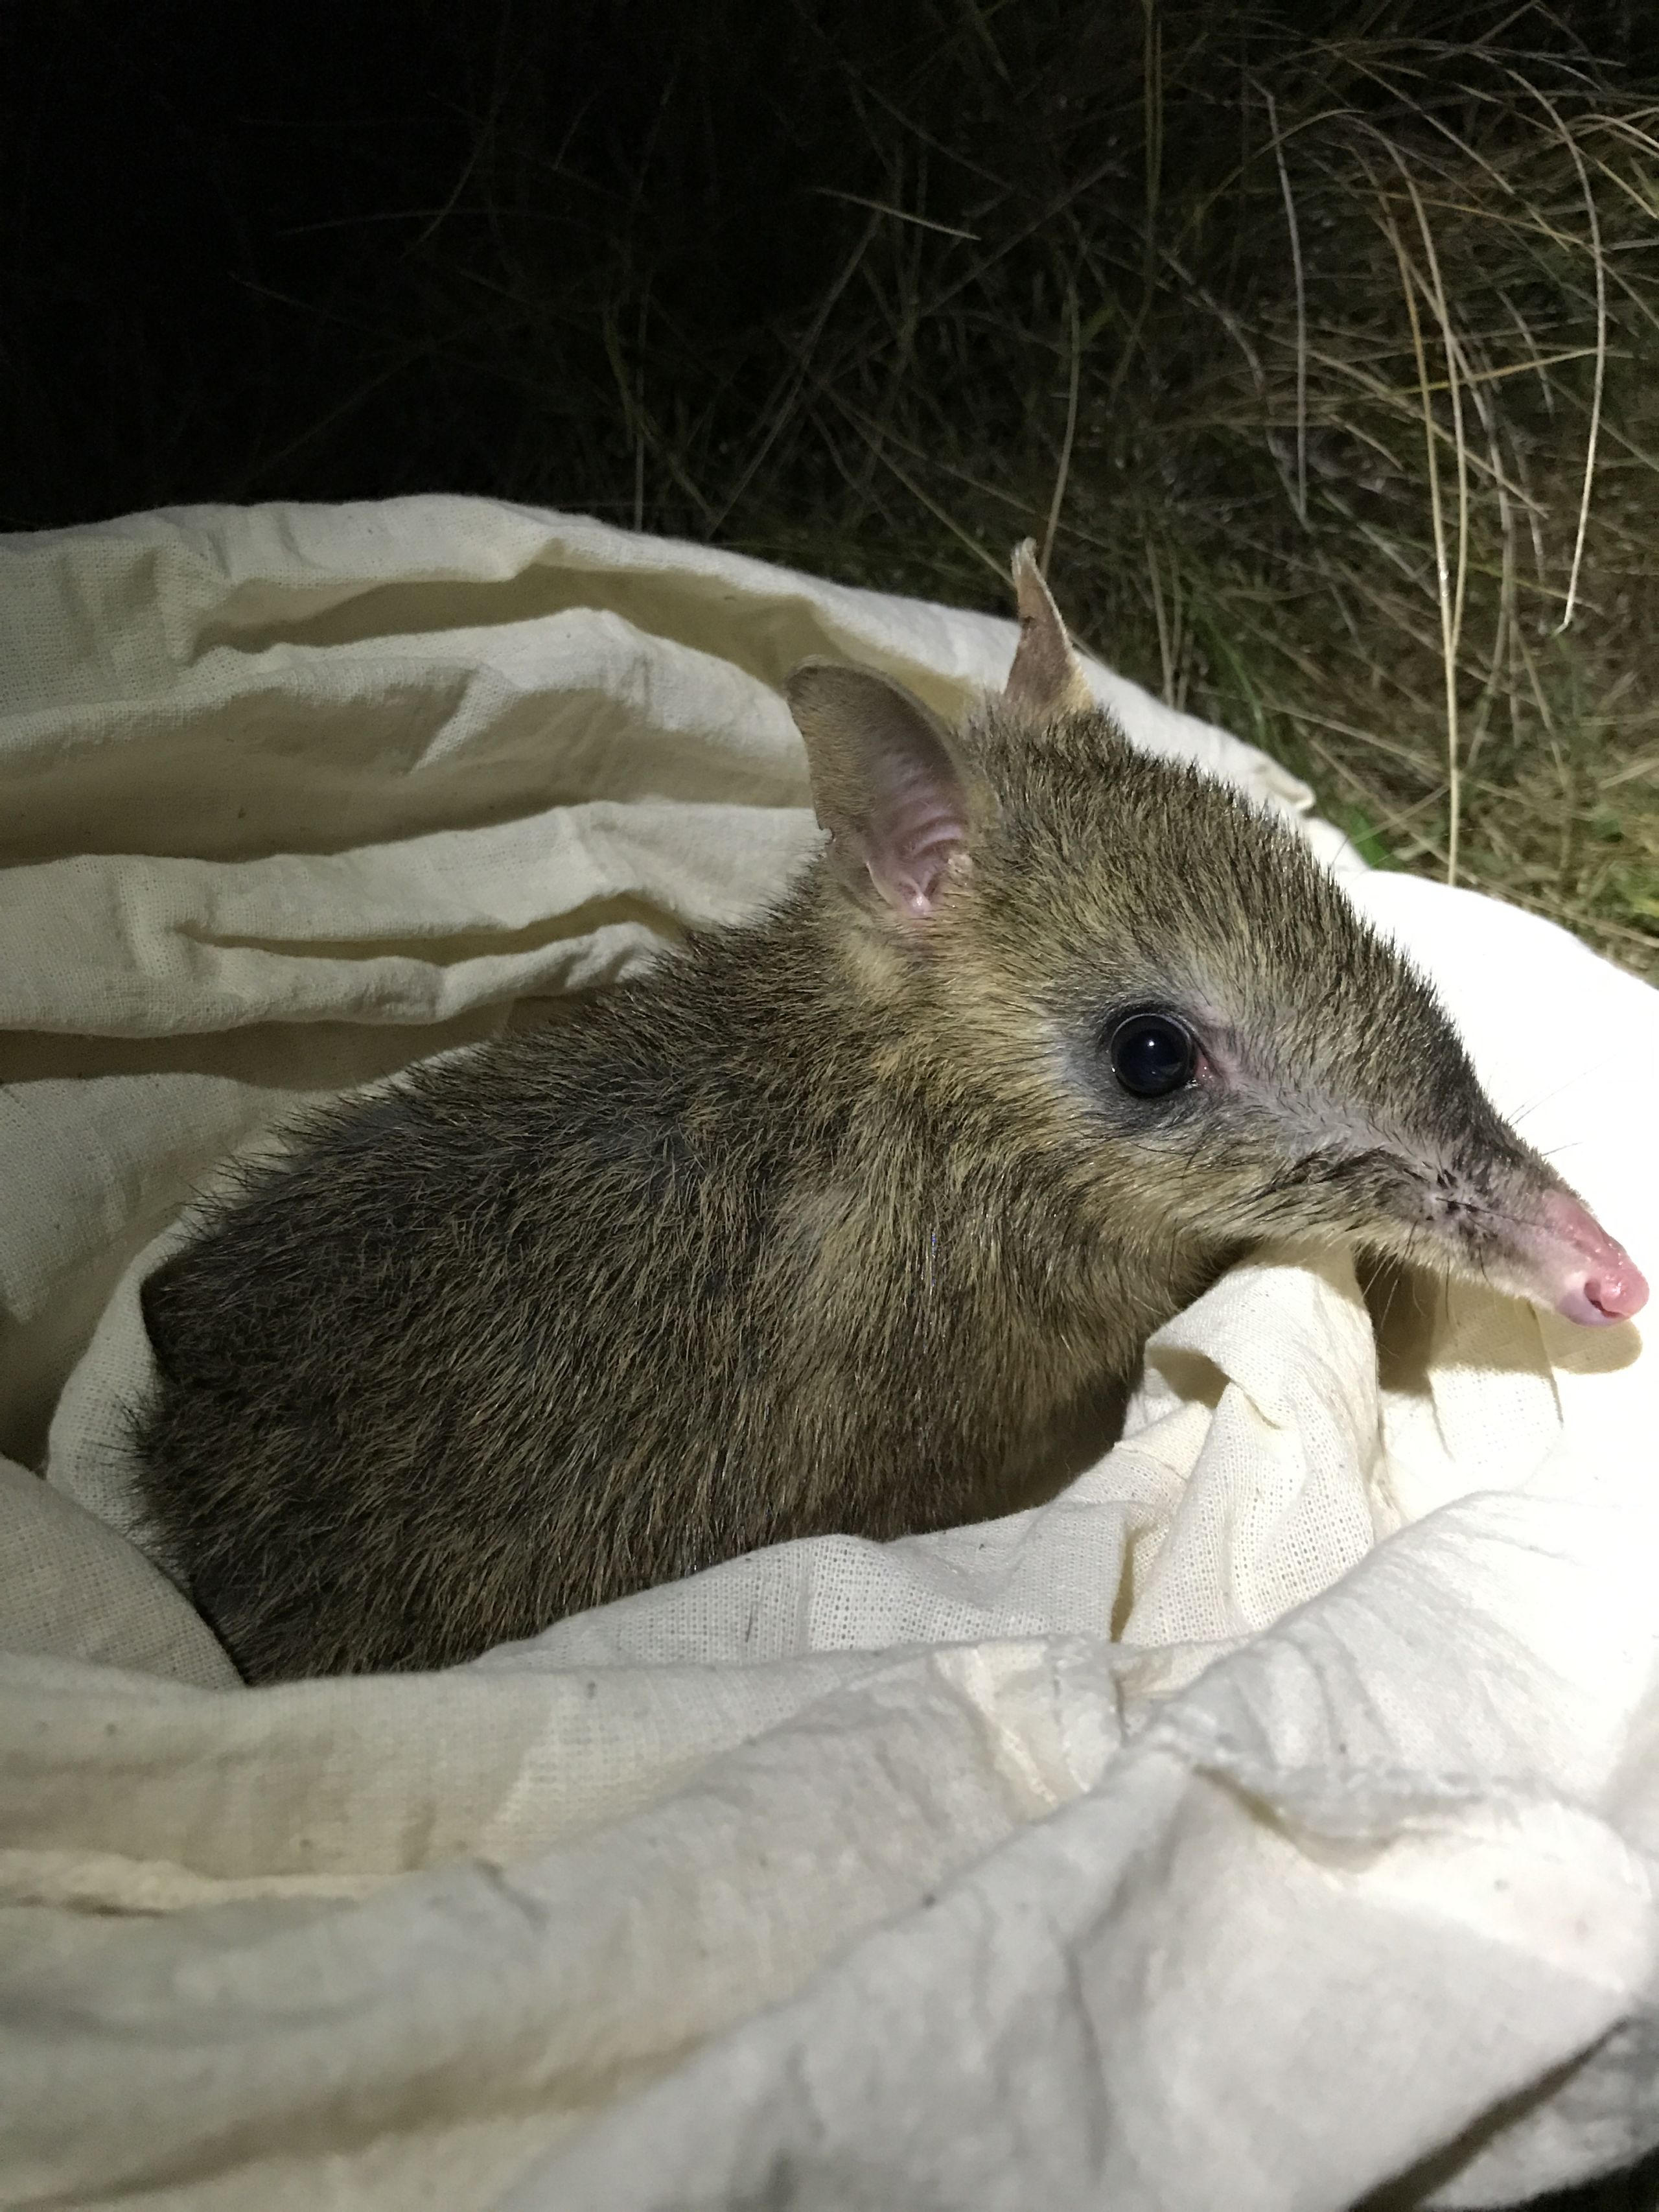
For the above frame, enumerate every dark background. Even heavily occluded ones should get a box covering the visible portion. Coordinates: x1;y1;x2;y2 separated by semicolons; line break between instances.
3;0;973;526
5;0;1653;533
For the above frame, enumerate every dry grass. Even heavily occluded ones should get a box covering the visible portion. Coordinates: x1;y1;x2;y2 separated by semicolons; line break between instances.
772;21;1659;978
355;1;1659;977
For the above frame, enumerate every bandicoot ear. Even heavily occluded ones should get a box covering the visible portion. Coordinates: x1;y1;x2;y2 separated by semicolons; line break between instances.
1005;539;1093;717
785;661;972;922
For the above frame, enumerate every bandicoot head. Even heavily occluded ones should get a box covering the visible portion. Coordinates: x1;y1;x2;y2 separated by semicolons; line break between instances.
787;542;1646;1331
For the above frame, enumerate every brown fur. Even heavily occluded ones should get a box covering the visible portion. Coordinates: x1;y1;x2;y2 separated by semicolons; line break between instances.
133;550;1572;1682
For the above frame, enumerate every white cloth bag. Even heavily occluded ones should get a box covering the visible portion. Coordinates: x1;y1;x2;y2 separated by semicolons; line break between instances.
1;497;1654;2211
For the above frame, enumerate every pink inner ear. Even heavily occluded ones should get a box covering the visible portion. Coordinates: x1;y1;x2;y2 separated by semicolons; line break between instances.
864;763;969;918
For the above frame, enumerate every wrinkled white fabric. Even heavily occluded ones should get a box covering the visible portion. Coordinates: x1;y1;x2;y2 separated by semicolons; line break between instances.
0;497;1654;2212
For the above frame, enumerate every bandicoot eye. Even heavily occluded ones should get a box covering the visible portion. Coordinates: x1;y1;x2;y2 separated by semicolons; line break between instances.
1107;1012;1198;1099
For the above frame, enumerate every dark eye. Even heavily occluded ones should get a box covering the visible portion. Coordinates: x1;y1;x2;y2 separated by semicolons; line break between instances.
1106;1012;1197;1099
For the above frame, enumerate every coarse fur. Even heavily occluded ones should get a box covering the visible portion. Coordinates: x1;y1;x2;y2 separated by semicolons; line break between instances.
133;550;1625;1682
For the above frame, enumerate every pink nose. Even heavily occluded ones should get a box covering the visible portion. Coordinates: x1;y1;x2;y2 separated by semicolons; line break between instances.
1537;1190;1649;1327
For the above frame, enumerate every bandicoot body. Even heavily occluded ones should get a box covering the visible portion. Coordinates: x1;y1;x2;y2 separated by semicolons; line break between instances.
135;548;1647;1680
